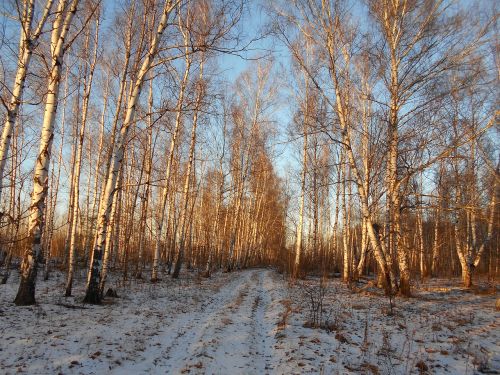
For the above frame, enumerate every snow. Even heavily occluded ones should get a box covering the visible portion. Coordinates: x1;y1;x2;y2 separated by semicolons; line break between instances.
272;276;499;374
0;268;498;374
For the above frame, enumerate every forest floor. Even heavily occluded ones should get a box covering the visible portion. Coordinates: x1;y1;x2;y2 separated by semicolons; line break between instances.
0;268;498;374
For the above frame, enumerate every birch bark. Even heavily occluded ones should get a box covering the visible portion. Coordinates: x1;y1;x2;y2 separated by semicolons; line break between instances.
15;0;80;306
172;57;205;279
294;115;307;278
65;18;99;296
0;0;54;206
151;47;191;282
136;80;154;279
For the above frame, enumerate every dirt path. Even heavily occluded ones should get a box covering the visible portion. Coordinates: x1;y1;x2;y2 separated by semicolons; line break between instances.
114;269;280;374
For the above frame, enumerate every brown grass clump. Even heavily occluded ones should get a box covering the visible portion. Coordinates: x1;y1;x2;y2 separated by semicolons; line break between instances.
277;299;292;331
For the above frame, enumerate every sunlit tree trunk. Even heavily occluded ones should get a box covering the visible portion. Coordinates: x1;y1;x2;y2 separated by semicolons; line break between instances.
341;152;350;282
431;164;444;276
0;0;54;206
86;73;110;263
15;0;80;306
294;118;307;278
1;118;21;284
43;67;69;280
356;69;372;279
151;49;191;282
136;80;154;279
121;146;144;280
65;18;99;296
172;56;205;279
98;167;122;295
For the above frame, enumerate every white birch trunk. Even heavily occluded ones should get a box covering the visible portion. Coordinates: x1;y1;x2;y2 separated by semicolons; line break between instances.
341;153;350;282
151;54;191;282
417;205;425;280
0;0;54;205
1;117;19;284
136;80;154;279
98;167;122;295
43;71;68;280
14;0;79;306
65;19;99;296
172;58;205;279
294;126;307;277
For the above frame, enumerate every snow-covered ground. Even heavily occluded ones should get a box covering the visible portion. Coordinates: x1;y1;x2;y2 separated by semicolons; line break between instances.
0;268;498;374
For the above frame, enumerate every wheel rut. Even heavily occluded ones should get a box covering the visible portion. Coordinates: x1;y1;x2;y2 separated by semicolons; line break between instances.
113;269;278;375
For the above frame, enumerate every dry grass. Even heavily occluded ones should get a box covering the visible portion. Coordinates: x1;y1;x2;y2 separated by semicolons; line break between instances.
277;298;292;331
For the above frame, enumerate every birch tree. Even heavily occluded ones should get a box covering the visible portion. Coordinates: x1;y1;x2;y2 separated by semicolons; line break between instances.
0;0;54;208
14;0;81;306
172;53;205;279
84;0;176;303
65;14;100;296
273;0;394;293
151;22;191;282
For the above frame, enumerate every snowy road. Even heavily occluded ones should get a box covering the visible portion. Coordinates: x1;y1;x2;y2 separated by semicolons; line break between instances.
1;268;498;374
0;268;287;375
117;269;281;374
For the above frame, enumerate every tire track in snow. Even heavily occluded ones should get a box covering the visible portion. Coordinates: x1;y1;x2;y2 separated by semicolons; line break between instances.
252;270;278;373
192;269;278;375
111;269;258;374
113;269;280;374
166;271;256;374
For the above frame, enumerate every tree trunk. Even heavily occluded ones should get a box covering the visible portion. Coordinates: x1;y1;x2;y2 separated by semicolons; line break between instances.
136;80;154;279
294;106;308;278
65;19;99;296
0;0;54;205
15;0;79;306
173;57;205;279
152;52;191;282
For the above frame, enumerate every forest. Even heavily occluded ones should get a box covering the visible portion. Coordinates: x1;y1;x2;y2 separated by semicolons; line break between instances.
0;0;498;374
